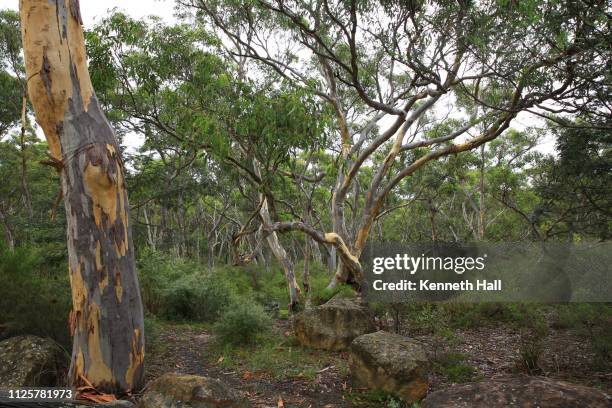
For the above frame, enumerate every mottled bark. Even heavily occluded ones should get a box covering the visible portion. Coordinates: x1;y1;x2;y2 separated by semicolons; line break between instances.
478;145;486;240
428;199;438;242
143;207;156;251
303;237;310;294
260;196;301;310
20;0;145;393
0;206;15;250
20;93;33;217
252;160;301;309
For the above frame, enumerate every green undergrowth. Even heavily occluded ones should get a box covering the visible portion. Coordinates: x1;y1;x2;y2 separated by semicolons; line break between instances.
208;334;348;382
137;249;334;321
343;389;415;408
554;303;612;371
214;300;273;346
371;302;549;337
312;283;357;305
432;352;479;383
443;302;548;332
0;244;71;350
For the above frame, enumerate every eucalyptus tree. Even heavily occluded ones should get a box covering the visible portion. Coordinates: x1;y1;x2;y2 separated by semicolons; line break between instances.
0;10;22;136
86;13;329;309
19;0;144;393
1;9;35;222
180;0;609;288
529;120;611;241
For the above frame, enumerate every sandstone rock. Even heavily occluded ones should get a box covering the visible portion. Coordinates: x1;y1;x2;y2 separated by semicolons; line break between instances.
349;331;429;403
139;373;249;408
294;296;376;350
421;375;612;408
0;335;68;387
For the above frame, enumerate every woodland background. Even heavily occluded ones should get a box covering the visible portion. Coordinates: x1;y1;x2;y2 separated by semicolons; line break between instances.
0;1;610;405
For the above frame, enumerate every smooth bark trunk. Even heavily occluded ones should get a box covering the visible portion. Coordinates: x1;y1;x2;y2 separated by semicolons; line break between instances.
0;207;15;250
303;238;310;294
20;93;33;217
260;197;301;309
20;0;145;393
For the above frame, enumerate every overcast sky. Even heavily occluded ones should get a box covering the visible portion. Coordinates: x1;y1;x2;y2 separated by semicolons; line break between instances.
0;0;556;155
0;0;177;26
0;0;179;152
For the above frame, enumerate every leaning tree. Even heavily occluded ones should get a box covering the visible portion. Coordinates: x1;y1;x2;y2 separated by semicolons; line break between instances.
181;0;610;288
19;0;144;393
84;13;330;310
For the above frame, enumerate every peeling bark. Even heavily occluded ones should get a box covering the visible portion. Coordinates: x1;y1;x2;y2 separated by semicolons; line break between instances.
20;93;33;217
260;196;301;310
20;0;145;393
252;160;301;310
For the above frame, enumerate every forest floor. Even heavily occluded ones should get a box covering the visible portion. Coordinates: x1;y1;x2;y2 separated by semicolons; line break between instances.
144;317;611;408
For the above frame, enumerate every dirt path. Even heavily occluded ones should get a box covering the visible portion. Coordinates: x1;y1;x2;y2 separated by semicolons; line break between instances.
144;319;610;407
145;324;350;408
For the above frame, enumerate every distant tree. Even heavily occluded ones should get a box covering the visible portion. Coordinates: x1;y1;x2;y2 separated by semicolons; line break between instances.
86;13;329;309
181;0;610;288
534;120;611;241
0;9;21;136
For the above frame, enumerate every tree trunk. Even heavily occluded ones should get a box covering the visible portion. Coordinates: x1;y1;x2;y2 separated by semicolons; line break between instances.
478;145;486;240
260;196;301;310
20;0;145;393
251;159;301;309
303;237;311;294
311;240;322;264
428;199;438;242
0;206;15;250
328;245;336;274
20;93;33;217
143;207;156;251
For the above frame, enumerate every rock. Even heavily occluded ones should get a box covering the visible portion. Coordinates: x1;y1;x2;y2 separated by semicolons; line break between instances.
349;331;429;403
140;373;250;408
294;296;376;350
421;375;612;408
0;335;68;387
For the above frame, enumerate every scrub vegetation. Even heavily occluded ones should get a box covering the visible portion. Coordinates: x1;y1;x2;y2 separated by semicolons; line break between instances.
0;0;610;406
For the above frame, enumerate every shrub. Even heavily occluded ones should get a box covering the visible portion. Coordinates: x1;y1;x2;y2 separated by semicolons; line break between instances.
443;302;547;332
433;352;477;383
214;300;272;345
516;333;544;375
0;245;72;350
137;249;197;314
556;303;612;371
312;283;356;305
138;250;235;322
161;273;233;322
230;260;332;311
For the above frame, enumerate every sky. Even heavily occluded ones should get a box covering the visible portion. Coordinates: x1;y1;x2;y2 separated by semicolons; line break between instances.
0;0;556;155
0;0;178;153
0;0;177;27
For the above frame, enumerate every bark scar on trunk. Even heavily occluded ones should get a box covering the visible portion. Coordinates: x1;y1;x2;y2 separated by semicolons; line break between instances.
85;302;114;384
40;50;53;102
125;328;145;389
69;0;83;25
